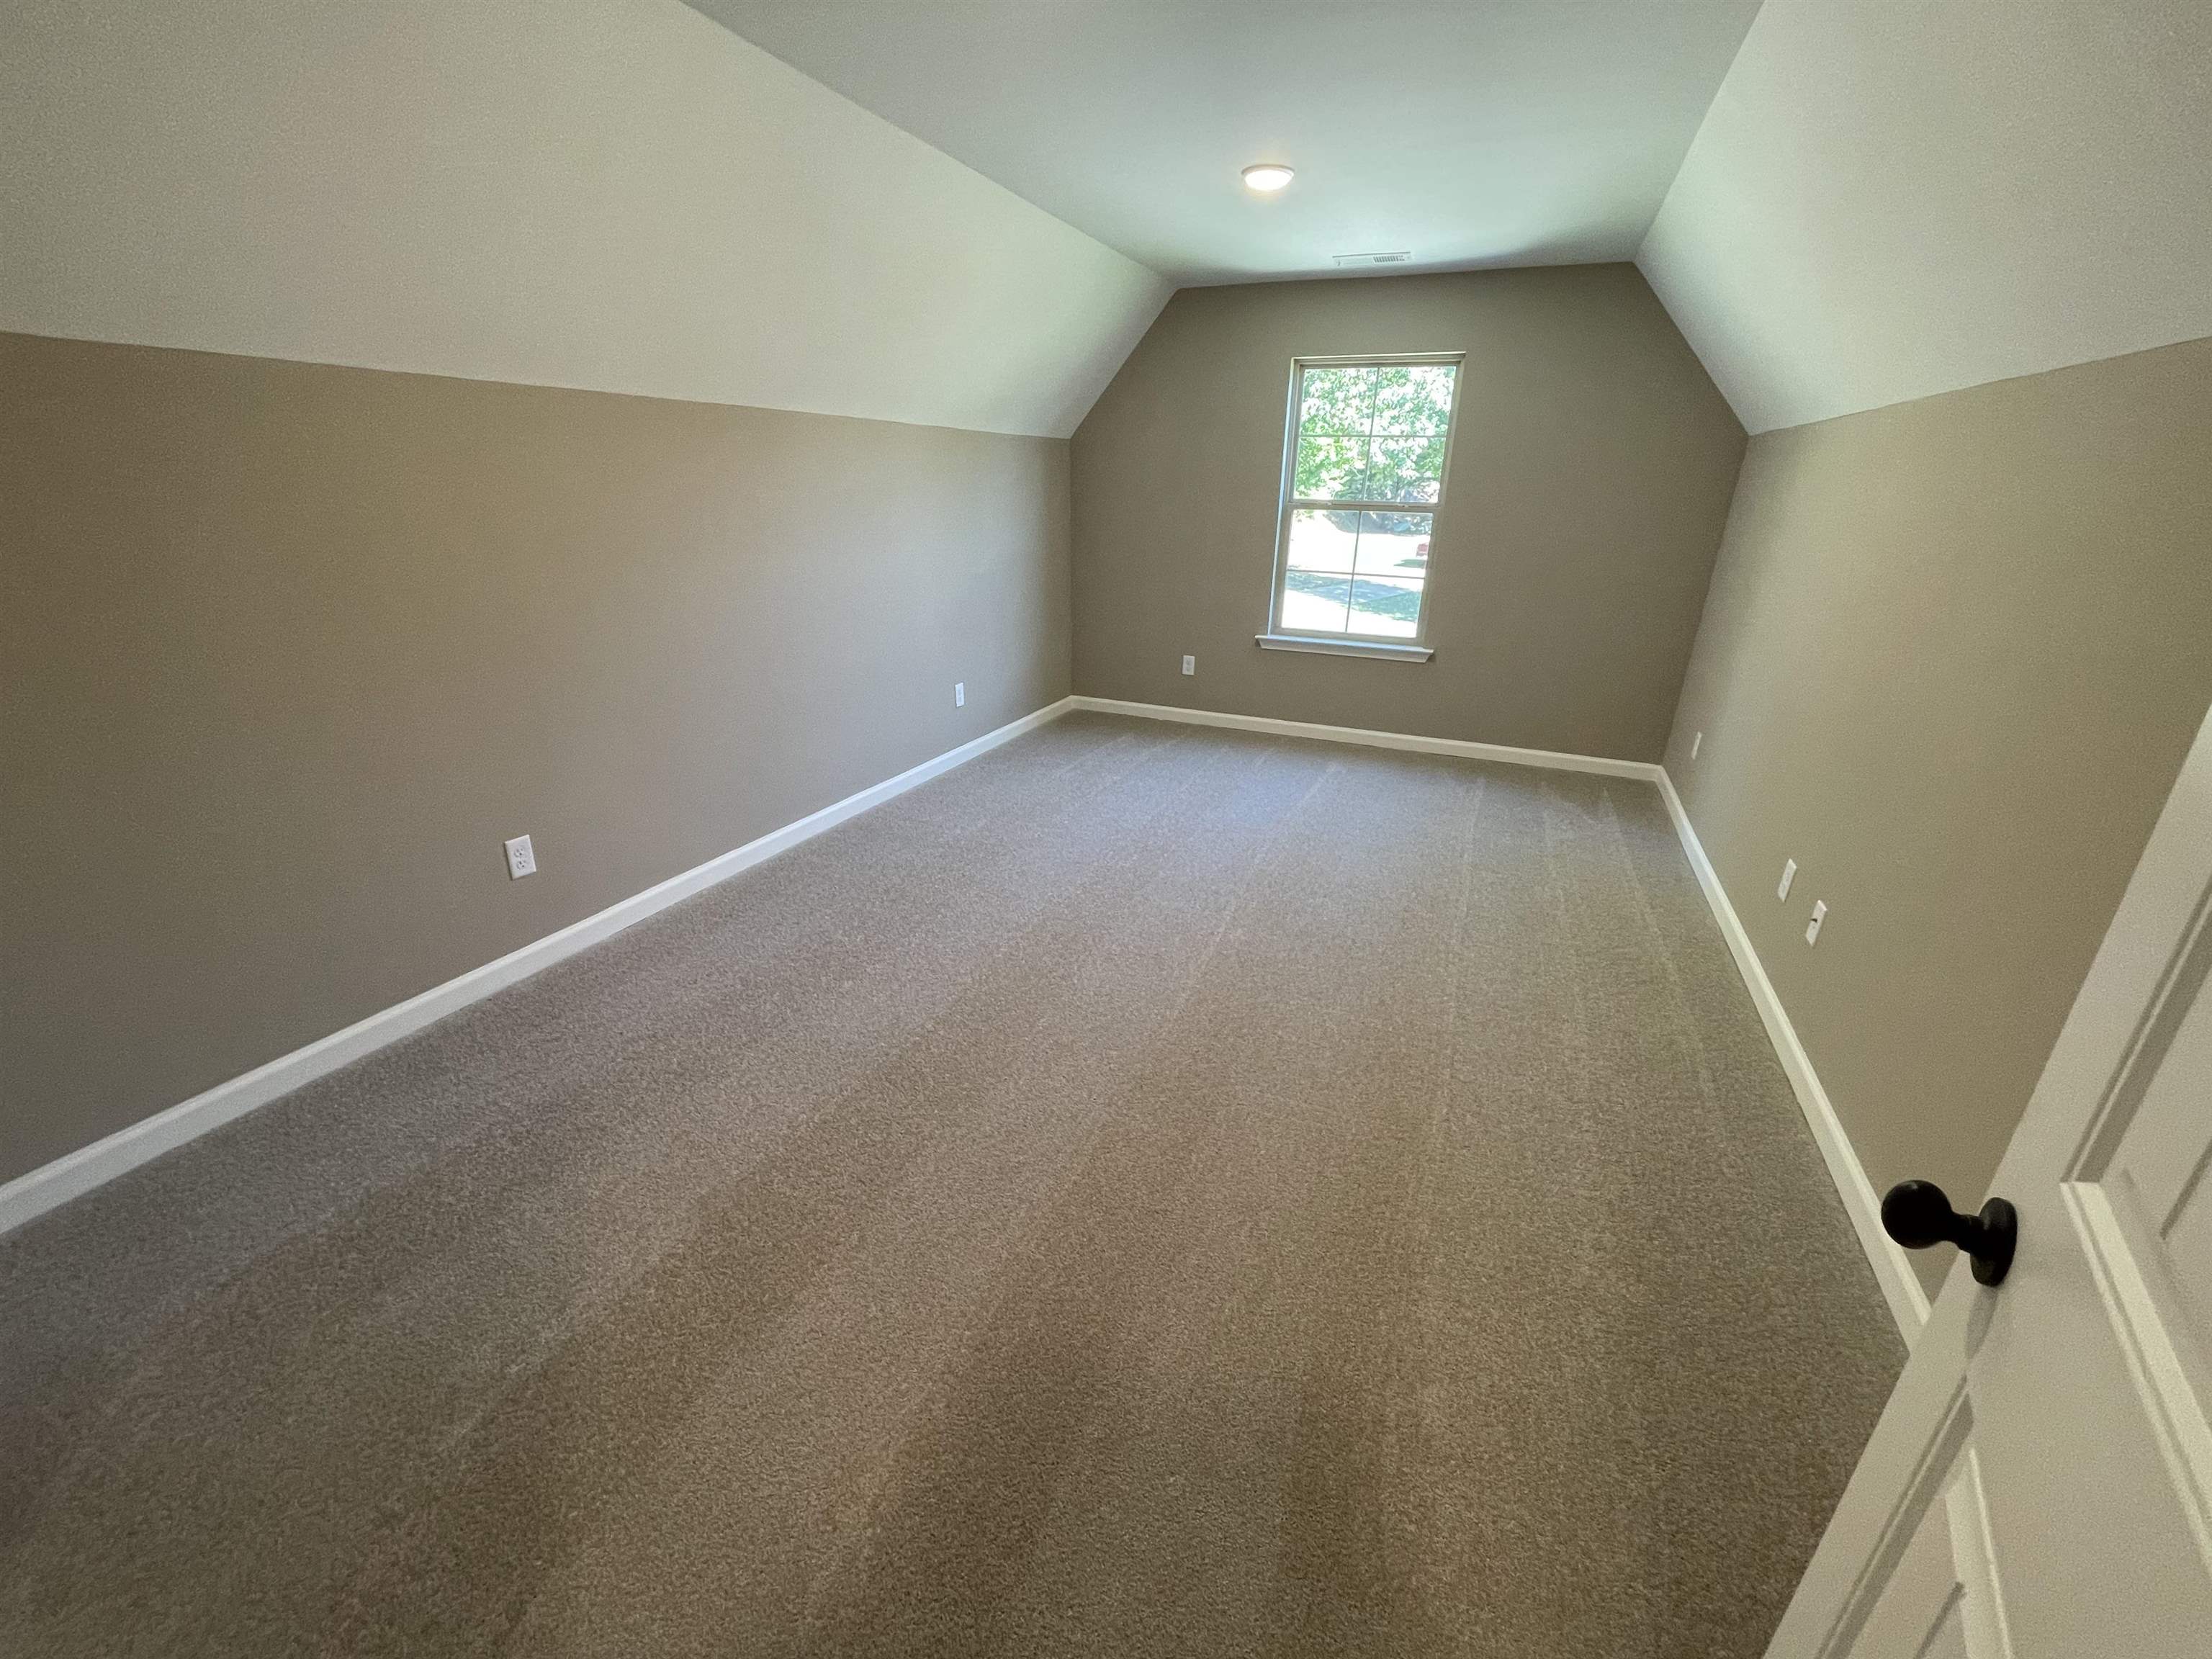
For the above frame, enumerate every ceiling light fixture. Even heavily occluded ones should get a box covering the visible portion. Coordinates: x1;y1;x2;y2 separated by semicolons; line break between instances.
1241;163;1295;193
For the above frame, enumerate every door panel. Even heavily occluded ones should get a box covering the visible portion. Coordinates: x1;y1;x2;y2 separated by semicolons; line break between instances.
1845;1448;2009;1659
1968;909;2212;1656
1920;1609;1971;1659
1942;1451;2013;1659
2101;977;2212;1367
1848;1483;1962;1659
1768;699;2212;1659
2066;1170;2212;1560
2166;1171;2212;1342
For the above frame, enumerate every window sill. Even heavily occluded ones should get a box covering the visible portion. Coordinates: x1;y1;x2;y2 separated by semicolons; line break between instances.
1254;633;1434;663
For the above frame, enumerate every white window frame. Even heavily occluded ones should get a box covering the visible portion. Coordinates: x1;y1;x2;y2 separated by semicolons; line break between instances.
1259;351;1465;662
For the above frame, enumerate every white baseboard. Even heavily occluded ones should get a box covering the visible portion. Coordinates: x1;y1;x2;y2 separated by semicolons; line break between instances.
0;697;1076;1238
1069;696;1663;781
1076;696;1922;1336
1653;769;1931;1341
8;691;1925;1349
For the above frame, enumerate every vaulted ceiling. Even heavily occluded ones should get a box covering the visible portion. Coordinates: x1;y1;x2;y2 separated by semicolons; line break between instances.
13;1;2205;441
701;0;2212;436
1640;0;2212;433
2;0;1168;439
689;1;1761;285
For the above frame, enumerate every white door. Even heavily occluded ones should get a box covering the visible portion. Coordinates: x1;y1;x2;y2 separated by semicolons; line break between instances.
1768;698;2212;1659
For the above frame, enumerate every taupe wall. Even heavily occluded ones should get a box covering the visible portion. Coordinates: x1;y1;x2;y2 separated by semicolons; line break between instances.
1070;266;1745;760
1;332;1071;1184
1665;336;2212;1287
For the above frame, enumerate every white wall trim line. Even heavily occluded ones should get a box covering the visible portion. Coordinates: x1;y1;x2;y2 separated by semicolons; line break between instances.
1069;696;1661;781
1075;696;1925;1335
1253;633;1434;663
1653;768;1933;1341
6;685;1926;1351
0;696;1076;1239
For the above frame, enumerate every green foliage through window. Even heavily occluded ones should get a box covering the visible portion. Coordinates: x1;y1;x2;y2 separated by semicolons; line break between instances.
1276;358;1457;641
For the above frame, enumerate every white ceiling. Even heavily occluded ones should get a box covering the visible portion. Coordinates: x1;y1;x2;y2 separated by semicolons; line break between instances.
1638;1;2212;433
18;1;2203;443
689;1;1761;285
1;0;1167;438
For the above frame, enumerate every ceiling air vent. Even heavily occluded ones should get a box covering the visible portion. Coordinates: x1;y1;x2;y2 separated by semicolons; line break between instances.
1332;251;1413;269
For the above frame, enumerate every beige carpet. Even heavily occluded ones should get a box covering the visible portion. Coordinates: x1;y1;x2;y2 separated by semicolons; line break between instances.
0;712;1902;1657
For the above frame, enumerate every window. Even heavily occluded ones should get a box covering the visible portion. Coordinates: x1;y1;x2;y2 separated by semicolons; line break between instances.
1264;354;1461;654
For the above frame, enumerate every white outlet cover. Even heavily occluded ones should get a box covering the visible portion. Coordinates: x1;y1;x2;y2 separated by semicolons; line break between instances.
954;682;964;707
1777;858;1797;901
1805;899;1827;946
1181;655;1195;675
504;835;536;880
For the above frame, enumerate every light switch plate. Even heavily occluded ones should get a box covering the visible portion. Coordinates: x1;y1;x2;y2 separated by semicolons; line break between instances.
1805;899;1827;946
1778;858;1797;901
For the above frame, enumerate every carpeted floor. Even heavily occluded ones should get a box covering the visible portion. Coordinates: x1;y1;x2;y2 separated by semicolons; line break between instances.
0;712;1902;1657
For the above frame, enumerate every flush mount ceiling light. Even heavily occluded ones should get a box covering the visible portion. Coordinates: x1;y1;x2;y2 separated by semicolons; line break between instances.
1241;163;1295;193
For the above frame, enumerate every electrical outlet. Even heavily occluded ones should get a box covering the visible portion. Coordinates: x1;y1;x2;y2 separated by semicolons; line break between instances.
1181;655;1195;676
1777;858;1797;901
1805;899;1827;946
1690;730;1703;760
504;835;536;880
954;682;965;708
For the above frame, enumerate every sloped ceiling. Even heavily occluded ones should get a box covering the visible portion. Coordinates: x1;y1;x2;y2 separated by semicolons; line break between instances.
12;1;2205;444
1639;0;2212;435
690;0;1761;285
0;0;1169;438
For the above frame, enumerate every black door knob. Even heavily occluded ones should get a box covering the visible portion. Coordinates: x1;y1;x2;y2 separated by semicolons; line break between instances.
1879;1180;2017;1286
